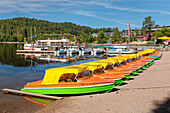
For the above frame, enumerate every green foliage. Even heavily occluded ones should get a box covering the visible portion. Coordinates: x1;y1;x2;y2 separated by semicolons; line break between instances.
97;30;105;44
153;27;170;44
121;38;128;43
155;24;160;27
96;31;110;44
131;32;137;41
111;27;121;43
133;28;139;36
142;16;155;34
0;17;112;43
153;27;170;37
150;37;155;41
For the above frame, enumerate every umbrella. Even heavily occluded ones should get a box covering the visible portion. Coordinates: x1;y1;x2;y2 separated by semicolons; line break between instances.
163;39;170;43
157;36;170;40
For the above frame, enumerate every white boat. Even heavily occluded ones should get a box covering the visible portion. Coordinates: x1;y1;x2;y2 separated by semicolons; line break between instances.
56;49;67;54
79;49;91;55
24;43;41;51
24;44;34;50
108;48;136;54
91;48;104;55
67;48;79;54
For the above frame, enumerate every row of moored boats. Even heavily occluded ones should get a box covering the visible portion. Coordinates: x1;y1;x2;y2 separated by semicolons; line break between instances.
21;49;162;95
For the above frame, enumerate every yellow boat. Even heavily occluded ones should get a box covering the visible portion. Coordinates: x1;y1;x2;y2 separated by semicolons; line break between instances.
21;65;115;95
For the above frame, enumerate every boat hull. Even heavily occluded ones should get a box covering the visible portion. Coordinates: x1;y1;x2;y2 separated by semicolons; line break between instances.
21;83;115;95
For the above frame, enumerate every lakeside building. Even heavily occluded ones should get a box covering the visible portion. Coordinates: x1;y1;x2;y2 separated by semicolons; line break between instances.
121;29;141;39
136;34;152;41
134;25;169;41
151;26;170;31
121;30;128;39
92;25;169;41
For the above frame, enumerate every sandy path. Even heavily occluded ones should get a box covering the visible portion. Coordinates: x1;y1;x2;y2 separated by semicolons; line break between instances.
37;51;170;113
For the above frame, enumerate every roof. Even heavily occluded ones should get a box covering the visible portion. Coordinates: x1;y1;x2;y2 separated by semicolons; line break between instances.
137;34;150;38
98;59;118;65
80;63;103;71
41;65;88;85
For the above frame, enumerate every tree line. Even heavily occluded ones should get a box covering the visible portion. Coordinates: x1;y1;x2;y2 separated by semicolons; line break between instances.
0;17;169;44
0;17;115;43
130;16;170;43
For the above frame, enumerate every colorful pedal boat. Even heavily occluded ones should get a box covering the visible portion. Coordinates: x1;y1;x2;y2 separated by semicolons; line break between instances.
20;49;159;95
91;60;135;80
148;51;162;59
80;63;128;86
21;65;116;95
96;59;137;76
145;55;161;60
93;73;128;86
126;58;154;69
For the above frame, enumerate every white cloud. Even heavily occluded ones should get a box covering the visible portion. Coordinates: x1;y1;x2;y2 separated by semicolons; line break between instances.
68;0;170;15
0;0;170;15
63;9;141;27
0;0;168;28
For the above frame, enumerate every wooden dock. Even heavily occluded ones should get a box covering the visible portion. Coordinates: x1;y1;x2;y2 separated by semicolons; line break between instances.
16;53;55;55
2;88;63;100
16;50;55;53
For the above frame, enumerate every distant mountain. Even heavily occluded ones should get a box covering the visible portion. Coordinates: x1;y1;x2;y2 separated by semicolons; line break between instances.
0;17;113;42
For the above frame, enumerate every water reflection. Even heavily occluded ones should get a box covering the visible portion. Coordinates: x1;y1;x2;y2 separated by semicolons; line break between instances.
16;53;107;72
0;43;31;67
3;92;55;108
0;43;107;67
24;97;55;108
0;43;107;112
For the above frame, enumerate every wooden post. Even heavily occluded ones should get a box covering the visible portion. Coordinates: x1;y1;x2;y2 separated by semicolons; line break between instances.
2;88;63;100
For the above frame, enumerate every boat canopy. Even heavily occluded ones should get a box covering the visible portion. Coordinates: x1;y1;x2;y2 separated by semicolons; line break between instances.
80;63;103;71
107;57;125;63
42;65;88;85
93;61;113;68
120;54;137;59
98;59;118;65
97;60;115;65
138;49;155;56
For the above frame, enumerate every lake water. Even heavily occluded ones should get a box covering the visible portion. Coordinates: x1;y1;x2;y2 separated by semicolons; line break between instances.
0;43;106;113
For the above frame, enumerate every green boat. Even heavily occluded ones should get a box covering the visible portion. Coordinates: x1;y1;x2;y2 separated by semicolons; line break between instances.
21;65;115;95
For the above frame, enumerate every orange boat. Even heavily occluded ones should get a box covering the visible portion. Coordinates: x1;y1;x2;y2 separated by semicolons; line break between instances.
80;62;128;86
144;51;162;60
21;65;116;95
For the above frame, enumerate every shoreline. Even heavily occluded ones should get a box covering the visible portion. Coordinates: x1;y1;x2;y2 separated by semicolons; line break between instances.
37;51;170;113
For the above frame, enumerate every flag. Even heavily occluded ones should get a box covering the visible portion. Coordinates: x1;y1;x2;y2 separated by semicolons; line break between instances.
74;35;77;41
30;26;33;38
128;22;131;38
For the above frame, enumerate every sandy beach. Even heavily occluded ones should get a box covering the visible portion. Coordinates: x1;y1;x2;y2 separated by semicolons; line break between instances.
36;51;170;113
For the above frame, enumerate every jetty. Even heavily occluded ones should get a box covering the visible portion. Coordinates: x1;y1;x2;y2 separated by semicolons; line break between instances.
2;88;63;100
16;50;55;53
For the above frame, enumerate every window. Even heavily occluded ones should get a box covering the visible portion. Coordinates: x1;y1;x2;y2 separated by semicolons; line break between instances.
76;71;91;81
59;73;76;83
93;68;104;74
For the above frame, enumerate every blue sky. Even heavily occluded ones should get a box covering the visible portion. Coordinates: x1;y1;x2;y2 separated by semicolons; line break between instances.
0;0;170;30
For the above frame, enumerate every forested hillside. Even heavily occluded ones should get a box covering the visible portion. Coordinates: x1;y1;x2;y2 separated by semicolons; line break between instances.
0;17;113;43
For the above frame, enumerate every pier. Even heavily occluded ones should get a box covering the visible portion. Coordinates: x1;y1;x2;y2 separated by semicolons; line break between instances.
2;89;63;100
16;50;55;53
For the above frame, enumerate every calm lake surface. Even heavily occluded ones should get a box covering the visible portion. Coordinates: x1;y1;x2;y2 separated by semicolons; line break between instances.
0;43;106;113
